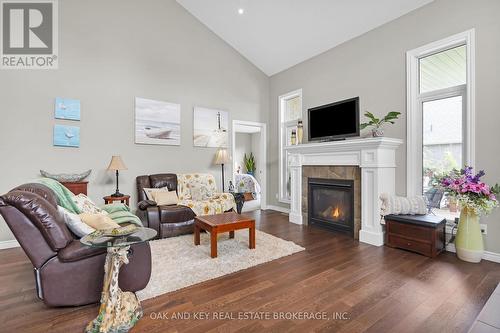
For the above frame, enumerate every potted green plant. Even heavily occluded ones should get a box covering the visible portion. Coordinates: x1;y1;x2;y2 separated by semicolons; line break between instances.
360;111;401;137
244;153;256;176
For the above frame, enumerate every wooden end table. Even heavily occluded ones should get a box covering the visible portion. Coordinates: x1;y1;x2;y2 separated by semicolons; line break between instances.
103;195;130;206
194;212;256;258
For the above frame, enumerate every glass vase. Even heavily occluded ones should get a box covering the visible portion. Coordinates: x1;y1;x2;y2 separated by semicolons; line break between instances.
455;207;484;263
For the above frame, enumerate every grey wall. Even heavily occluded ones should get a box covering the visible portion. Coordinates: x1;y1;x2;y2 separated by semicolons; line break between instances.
0;0;269;242
234;132;262;185
234;133;252;172
268;0;500;252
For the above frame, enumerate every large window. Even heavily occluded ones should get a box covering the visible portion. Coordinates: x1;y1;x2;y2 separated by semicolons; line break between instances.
407;31;475;221
278;89;302;203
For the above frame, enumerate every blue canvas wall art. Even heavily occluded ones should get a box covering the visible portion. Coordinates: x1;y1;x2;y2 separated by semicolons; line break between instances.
55;98;81;120
53;125;80;148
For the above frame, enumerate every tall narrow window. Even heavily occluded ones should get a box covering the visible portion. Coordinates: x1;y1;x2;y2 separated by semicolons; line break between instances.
278;89;302;203
420;46;466;220
407;30;475;222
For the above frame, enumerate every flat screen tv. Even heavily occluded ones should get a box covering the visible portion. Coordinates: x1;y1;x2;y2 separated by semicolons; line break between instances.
308;97;359;142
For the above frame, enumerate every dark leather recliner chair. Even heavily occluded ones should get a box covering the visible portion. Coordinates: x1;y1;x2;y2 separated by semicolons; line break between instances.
136;174;196;238
0;183;152;307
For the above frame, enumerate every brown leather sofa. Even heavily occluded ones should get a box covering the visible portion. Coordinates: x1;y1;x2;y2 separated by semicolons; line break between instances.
136;174;196;238
0;183;152;307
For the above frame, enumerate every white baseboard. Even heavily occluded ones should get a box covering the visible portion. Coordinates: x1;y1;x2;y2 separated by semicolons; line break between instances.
445;243;500;263
0;239;20;250
359;230;384;247
265;205;290;214
289;212;303;225
483;251;500;263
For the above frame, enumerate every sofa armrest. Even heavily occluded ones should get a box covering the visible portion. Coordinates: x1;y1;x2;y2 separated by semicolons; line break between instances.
138;200;157;211
136;204;160;236
58;240;106;263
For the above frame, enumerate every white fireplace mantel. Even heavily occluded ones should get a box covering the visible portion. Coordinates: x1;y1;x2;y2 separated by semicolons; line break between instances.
285;137;403;247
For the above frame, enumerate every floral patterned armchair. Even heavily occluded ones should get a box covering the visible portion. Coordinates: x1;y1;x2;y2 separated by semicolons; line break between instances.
177;173;236;216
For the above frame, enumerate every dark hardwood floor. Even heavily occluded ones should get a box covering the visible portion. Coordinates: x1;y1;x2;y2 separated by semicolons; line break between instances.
1;210;499;333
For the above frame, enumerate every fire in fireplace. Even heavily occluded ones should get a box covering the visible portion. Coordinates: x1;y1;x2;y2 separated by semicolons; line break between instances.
308;178;354;236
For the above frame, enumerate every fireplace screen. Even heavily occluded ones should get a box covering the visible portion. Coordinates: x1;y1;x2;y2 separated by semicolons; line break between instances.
308;178;354;235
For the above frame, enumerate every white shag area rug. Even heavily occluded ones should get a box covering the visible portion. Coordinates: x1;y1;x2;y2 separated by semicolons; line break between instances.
136;229;304;301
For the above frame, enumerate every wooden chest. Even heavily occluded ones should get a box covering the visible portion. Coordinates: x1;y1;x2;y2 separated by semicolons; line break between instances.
385;214;446;258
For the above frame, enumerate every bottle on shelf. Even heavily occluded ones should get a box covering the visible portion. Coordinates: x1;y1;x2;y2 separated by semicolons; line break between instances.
297;120;303;144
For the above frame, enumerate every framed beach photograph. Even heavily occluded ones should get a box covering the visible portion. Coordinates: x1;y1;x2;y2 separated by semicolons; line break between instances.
193;107;228;148
55;98;81;121
53;124;80;148
135;97;181;146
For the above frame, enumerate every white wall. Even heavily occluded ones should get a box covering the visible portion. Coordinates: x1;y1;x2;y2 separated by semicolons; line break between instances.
267;0;500;253
0;0;269;242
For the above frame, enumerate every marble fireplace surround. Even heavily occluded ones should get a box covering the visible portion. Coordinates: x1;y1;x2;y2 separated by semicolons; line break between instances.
285;137;403;246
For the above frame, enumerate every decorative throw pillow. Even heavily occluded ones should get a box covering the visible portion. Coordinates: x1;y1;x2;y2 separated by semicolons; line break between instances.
190;183;213;201
73;193;104;214
143;187;169;201
58;206;95;237
151;191;179;206
379;193;427;216
79;213;120;230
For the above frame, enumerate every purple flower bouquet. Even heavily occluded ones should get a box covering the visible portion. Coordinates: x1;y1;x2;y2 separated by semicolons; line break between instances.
439;166;499;215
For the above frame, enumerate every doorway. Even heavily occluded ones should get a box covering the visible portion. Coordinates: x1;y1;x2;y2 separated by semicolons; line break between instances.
232;120;267;211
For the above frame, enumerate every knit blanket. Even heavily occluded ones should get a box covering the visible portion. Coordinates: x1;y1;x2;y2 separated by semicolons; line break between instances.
36;178;142;226
36;178;82;213
100;204;143;226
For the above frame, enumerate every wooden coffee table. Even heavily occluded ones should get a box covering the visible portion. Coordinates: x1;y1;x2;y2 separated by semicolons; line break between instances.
194;212;256;258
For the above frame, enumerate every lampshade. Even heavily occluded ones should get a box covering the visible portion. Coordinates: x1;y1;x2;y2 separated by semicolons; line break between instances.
214;148;229;165
107;156;127;171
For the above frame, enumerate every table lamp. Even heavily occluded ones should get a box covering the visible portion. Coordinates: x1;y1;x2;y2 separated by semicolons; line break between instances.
214;148;229;192
107;156;127;197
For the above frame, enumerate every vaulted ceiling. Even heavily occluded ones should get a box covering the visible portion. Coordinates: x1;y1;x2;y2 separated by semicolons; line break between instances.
177;0;434;76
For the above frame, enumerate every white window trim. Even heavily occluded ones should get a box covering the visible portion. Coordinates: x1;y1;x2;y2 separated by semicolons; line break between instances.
231;120;267;209
406;29;476;196
278;89;302;203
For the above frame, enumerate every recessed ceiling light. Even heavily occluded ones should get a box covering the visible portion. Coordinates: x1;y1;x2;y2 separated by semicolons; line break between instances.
238;8;244;15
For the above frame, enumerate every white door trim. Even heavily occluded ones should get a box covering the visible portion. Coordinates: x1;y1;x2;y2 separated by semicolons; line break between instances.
406;29;476;196
278;89;302;204
232;120;267;209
